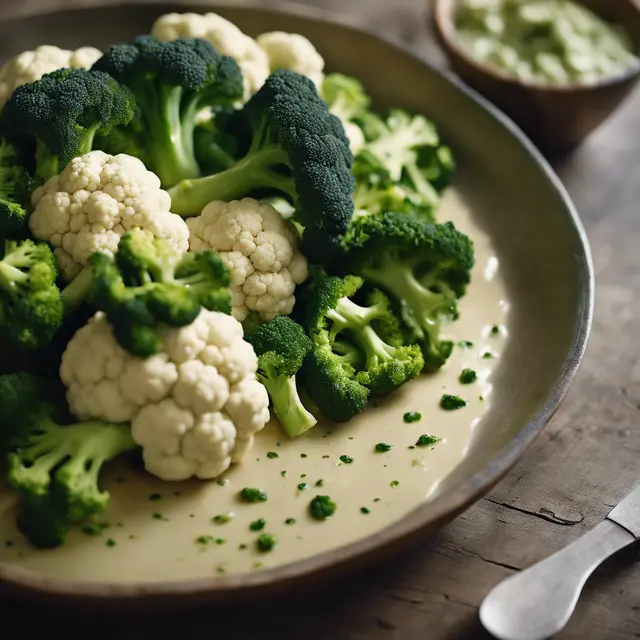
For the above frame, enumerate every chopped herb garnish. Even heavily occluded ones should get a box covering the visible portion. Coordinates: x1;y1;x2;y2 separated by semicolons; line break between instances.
315;479;324;487
482;351;495;359
216;565;226;574
360;507;371;514
239;543;248;550
416;434;441;447
300;453;308;458
257;533;278;552
407;445;415;450
375;442;393;452
152;513;169;521
373;498;381;502
322;454;330;459
298;482;309;491
281;470;288;478
5;540;14;548
173;491;180;496
479;395;485;401
339;455;354;464
240;487;267;503
458;340;474;349
459;369;477;384
189;514;195;518
250;518;266;531
148;493;162;501
390;480;400;487
215;538;226;545
491;325;500;335
212;513;233;525
440;394;467;410
106;539;116;547
216;479;229;486
81;523;105;536
196;535;214;546
309;495;337;520
266;451;279;459
300;473;307;478
403;411;422;423
285;518;296;525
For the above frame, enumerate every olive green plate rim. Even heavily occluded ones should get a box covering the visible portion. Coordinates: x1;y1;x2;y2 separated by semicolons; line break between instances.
0;0;594;604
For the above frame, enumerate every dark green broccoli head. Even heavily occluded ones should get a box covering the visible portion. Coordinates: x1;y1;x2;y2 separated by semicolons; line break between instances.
340;212;474;371
90;229;231;357
0;372;136;548
0;239;65;350
93;36;243;187
299;271;423;397
246;316;317;438
1;68;136;182
168;69;355;263
0;138;36;237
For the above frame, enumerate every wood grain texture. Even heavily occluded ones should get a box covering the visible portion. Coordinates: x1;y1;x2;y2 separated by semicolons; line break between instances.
1;0;640;638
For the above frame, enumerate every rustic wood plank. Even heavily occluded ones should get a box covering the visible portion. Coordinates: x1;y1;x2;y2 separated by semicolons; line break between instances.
1;0;640;638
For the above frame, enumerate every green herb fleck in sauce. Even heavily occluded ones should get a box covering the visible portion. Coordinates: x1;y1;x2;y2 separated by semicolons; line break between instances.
81;522;109;536
250;518;266;531
285;518;296;525
152;513;169;521
239;543;248;550
360;507;371;515
390;480;400;487
375;442;393;452
196;535;214;546
309;495;337;520
416;434;441;447
458;340;474;349
240;487;267;503
339;455;354;464
482;351;495;359
403;411;422;423
281;470;288;478
298;483;309;491
491;324;501;335
256;533;278;552
106;539;116;547
315;479;324;487
300;453;308;458
266;451;279;459
459;368;477;384
212;513;233;525
148;493;162;501
216;479;229;486
440;394;467;410
5;540;14;548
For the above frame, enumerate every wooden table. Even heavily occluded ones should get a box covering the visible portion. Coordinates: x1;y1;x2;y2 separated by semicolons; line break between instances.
2;0;640;637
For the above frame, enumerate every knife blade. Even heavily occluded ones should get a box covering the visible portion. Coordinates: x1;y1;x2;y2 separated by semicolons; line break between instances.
479;484;640;640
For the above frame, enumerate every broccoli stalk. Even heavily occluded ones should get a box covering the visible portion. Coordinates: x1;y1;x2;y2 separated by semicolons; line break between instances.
93;36;244;188
341;212;474;371
246;316;317;437
90;228;231;357
0;68;136;183
168;69;355;263
0;372;136;548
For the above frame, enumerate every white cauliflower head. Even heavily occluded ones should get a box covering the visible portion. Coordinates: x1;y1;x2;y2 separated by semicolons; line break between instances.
60;311;270;481
342;120;365;155
256;31;325;89
151;12;270;100
0;45;102;107
187;198;308;322
29;151;190;280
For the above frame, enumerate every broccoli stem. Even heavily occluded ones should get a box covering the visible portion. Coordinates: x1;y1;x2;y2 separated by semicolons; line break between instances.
362;262;455;344
404;160;439;207
168;146;294;216
328;297;396;369
60;267;93;314
260;367;317;438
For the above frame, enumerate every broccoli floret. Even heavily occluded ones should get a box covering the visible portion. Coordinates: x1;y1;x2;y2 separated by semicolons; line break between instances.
0;372;136;548
354;109;455;215
168;69;355;263
340;212;474;371
246;316;317;438
300;272;424;399
322;73;370;122
89;229;231;357
0;239;91;351
93;36;243;187
0;139;35;237
0;68;136;183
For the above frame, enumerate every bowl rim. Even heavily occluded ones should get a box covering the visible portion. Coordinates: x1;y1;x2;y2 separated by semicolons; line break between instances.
0;0;594;602
432;0;640;93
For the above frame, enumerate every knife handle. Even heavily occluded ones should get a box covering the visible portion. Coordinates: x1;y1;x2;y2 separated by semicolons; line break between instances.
479;519;635;640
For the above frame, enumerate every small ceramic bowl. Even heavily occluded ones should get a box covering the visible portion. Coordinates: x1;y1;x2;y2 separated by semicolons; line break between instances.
432;0;640;153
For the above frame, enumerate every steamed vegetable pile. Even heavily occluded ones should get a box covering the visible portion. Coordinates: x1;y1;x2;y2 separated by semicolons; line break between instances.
0;12;472;548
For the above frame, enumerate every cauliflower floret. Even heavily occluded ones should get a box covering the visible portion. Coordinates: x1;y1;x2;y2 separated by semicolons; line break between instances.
151;12;270;100
187;198;308;322
256;31;325;89
342;120;366;155
0;45;102;106
60;311;270;481
29;151;189;280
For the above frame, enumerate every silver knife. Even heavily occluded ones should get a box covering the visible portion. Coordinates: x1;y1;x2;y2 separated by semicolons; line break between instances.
479;483;640;640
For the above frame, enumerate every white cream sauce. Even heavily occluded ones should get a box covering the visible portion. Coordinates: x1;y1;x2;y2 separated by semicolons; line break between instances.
0;189;510;582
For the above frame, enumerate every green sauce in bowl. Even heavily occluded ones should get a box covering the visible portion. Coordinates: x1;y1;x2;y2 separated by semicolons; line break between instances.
454;0;639;85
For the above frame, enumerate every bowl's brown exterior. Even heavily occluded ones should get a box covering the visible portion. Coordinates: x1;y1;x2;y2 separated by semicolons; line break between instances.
433;0;640;153
0;0;594;606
